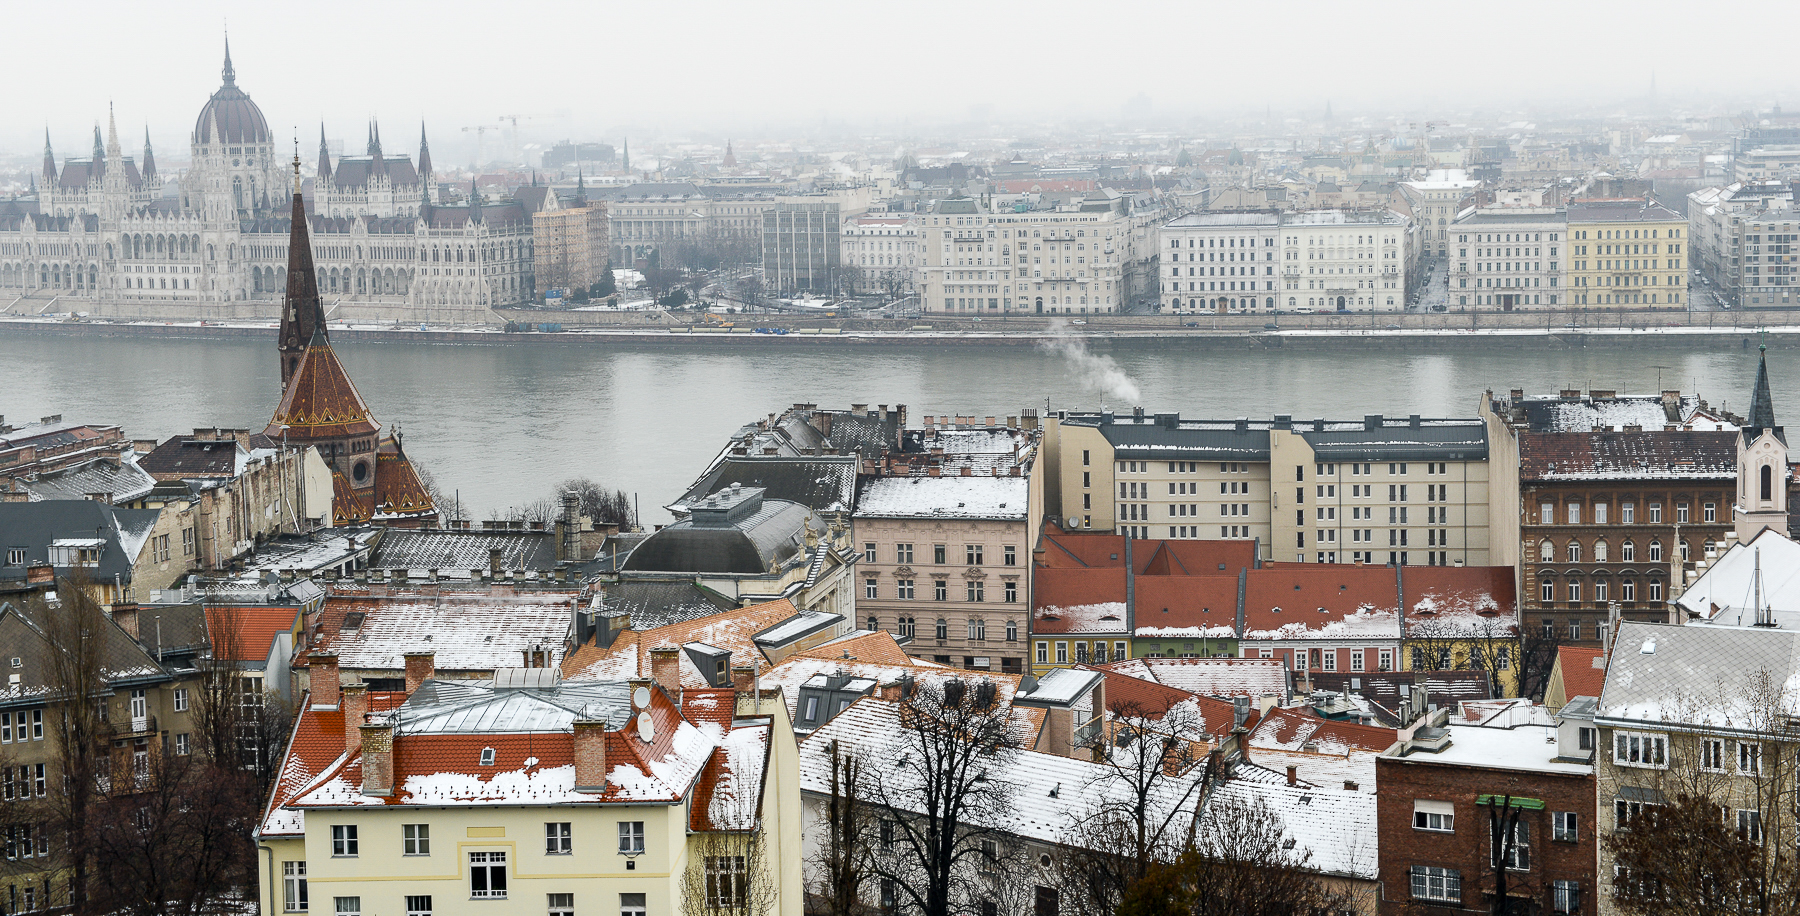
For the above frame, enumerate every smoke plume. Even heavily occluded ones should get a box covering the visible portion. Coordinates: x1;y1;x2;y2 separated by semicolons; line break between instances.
1038;319;1142;404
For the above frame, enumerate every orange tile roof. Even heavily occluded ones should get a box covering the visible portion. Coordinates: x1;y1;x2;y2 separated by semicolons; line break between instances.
794;630;916;666
372;435;437;521
1134;575;1241;633
562;598;802;686
330;469;372;525
1555;646;1607;701
205;605;299;662
264;340;379;441
1031;567;1129;635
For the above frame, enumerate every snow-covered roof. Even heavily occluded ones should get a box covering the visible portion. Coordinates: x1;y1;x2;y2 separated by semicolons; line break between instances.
1244;607;1400;641
1202;781;1378;880
1033;601;1129;635
1102;657;1290;700
854;475;1028;520
1596;621;1800;733
315;591;578;672
1677;529;1800;627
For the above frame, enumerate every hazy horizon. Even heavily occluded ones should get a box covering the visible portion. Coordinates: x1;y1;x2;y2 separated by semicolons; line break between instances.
5;0;1798;166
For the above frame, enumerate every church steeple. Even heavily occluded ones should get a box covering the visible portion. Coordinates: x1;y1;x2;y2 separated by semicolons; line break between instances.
142;127;157;184
417;121;433;183
368;121;384;175
317;124;332;181
91;125;105;179
42;129;55;182
1750;344;1778;434
105;105;121;162
1737;344;1789;542
278;154;327;389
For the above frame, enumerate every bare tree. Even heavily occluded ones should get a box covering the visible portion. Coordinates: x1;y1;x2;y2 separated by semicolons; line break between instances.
807;743;874;916
1061;701;1217;916
1115;792;1345;916
1459;614;1521;698
858;678;1025;916
1515;616;1562;703
494;477;635;529
34;575;110;915
84;753;259;916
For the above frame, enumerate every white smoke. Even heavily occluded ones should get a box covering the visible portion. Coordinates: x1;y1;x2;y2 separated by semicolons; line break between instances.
1038;319;1142;404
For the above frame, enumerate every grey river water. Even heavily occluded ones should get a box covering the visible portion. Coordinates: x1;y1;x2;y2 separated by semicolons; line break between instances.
0;335;1785;523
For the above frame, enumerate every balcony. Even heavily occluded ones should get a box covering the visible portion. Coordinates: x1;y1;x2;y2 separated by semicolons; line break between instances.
101;714;157;741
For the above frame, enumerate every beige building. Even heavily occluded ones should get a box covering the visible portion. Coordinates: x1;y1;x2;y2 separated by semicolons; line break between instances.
598;182;780;266
1399;170;1482;260
532;203;610;296
1565;198;1688;308
1449;206;1566;309
1278;208;1414;312
840;215;918;295
917;194;1131;316
1041;409;1492;567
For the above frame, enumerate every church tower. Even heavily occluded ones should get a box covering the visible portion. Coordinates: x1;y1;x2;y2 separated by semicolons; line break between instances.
277;159;326;388
1735;345;1788;542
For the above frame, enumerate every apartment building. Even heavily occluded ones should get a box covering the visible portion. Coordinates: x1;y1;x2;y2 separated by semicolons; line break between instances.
1042;410;1492;566
839;215;917;294
762;201;841;294
1703;199;1800;308
916;195;1129;316
597;182;779;266
1687;181;1793;303
1400;170;1483;260
1158;210;1280;314
531;203;610;295
1565;199;1688;307
1281;209;1415;311
1449;206;1566;309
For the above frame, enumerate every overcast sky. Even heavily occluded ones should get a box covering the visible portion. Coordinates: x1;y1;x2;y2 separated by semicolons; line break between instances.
9;0;1797;163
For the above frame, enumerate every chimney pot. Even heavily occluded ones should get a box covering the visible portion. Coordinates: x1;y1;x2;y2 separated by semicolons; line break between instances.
1285;764;1298;786
311;652;341;709
360;721;395;796
573;719;608;793
404;651;435;694
650;646;682;702
341;683;370;754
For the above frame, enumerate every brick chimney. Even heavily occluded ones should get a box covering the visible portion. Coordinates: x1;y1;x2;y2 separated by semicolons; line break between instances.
731;665;757;692
573;719;608;793
649;646;682;700
1285;765;1298;786
311;652;341;710
360;719;395;797
488;546;503;576
404;651;435;694
112;603;140;639
341;683;370;753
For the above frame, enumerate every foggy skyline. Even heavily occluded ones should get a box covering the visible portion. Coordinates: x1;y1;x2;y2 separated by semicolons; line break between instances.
6;0;1799;163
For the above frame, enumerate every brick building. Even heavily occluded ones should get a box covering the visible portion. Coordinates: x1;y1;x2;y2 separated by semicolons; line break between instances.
1377;700;1597;915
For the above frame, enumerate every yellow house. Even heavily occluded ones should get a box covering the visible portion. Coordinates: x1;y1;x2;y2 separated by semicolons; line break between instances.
1565;198;1688;308
1397;565;1523;697
255;667;801;916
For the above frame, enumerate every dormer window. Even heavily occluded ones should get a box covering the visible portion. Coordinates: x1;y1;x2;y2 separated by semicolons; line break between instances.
480;747;496;766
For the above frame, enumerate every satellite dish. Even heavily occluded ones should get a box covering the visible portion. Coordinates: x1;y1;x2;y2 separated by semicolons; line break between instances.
636;711;656;743
632;686;652;709
1067;516;1080;528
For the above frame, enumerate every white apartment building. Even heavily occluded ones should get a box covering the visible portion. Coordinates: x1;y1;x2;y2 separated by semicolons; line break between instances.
1448;206;1566;309
1279;209;1413;312
1688;181;1798;306
1400;170;1482;259
916;196;1128;316
1159;211;1281;313
839;215;918;295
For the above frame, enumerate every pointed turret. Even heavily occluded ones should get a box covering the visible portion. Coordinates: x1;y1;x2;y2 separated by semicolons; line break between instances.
92;125;105;179
468;179;483;223
417;121;433;184
316;124;332;181
1749;344;1779;437
723;139;737;169
106;106;121;160
42;129;55;182
278;155;327;389
222;33;237;87
576;167;587;205
622;137;629;173
142;127;157;184
1737;344;1789;541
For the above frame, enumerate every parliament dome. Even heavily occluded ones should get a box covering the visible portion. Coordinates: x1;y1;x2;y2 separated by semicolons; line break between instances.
194;39;271;146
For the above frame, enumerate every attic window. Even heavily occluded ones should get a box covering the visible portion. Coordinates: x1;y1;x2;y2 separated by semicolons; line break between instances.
9;657;20;668
341;612;366;632
480;747;496;766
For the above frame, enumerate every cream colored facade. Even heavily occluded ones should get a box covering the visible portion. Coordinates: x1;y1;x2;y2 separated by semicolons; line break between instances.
1043;412;1492;566
533;204;611;295
840;216;918;295
1565;199;1688;307
1399;171;1481;259
1278;209;1412;312
917;199;1128;315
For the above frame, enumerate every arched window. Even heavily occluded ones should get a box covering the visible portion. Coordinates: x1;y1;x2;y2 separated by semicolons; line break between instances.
1647;540;1662;562
1540;579;1554;602
1538;540;1554;562
1648;579;1663;601
1621;540;1635;562
1594;540;1609;562
1567;541;1581;563
1762;463;1774;502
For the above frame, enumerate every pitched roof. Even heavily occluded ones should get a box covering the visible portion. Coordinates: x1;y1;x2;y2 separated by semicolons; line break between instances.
1519;430;1737;481
1553;646;1607;702
1242;565;1403;641
795;630;919;666
264;340;380;441
206;605;299;662
1100;656;1290;700
371;437;436;522
311;590;578;672
138;438;244;479
673;457;857;516
1597;622;1800;732
369;528;557;572
562;598;803;688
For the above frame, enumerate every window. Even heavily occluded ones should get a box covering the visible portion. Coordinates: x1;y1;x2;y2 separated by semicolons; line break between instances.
621;893;646;916
173;688;189;712
897;543;914;564
1413;800;1454;832
935;618;948;640
331;825;358;857
175;733;190;755
1677;503;1689;524
864;542;877;563
1648;503;1662;523
1004;545;1016;566
546;822;572;855
898;615;915;638
404;824;430;856
934;581;948;602
966;581;985;602
1055;642;1068;664
966;545;984;565
469;851;508;899
1739;809;1763;844
548;894;574;916
480;748;496;766
1738;741;1762;775
1553;880;1582;915
618;821;645;855
1614;731;1668;768
968;619;986;640
707;855;749;908
1004;581;1017;603
1622;502;1635;524
898;580;915;600
1554;811;1578;842
934;544;947;564
1704;502;1717;522
1567;504;1582;525
1702;739;1725;771
283;861;307;912
1036;642;1048;664
865;579;879;600
1410;866;1461;902
406;897;432;916
1494;820;1530;871
334;898;360;916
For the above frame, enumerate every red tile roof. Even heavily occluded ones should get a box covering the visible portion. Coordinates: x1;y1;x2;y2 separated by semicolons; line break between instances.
1133;575;1241;635
1031;567;1129;635
1555;646;1607;701
1519;430;1737;480
205;605;298;662
264;340;379;442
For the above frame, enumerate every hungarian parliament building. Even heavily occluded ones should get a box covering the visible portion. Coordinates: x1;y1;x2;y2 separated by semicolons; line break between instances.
0;42;534;322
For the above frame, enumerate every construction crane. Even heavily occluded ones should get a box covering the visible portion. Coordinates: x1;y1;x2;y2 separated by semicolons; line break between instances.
461;124;494;169
497;115;533;165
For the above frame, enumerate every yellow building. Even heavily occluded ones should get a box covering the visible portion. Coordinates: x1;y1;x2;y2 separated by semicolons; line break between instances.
255;666;802;916
1565;199;1688;308
532;203;611;297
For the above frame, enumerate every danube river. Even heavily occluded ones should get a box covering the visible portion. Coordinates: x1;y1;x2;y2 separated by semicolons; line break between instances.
1;334;1785;523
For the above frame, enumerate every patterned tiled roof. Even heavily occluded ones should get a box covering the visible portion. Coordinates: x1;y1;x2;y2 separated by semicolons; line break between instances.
264;341;379;441
1519;430;1737;481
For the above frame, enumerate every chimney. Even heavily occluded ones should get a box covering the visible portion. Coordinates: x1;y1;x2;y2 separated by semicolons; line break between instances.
573;719;608;793
488;546;503;576
731;665;757;692
404;651;435;694
1344;780;1359;791
1285;764;1298;786
112;603;140;639
341;683;370;753
650;646;682;701
311;652;341;709
360;719;395;797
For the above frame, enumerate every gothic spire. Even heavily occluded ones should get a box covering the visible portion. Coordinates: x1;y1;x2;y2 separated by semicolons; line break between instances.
42;129;55;182
91;125;105;179
622;137;629;173
278;156;327;388
317;124;332;180
468;179;482;223
417;121;432;182
222;33;236;87
369;120;384;174
105;105;121;161
1750;344;1778;433
142;126;157;183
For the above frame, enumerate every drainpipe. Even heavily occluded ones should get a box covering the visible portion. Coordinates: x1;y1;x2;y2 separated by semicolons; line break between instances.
259;840;276;915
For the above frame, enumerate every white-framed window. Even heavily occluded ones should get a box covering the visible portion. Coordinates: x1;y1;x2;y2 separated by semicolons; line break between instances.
1378;649;1393;671
1413;800;1454;832
1494;820;1530;871
1702;738;1725;771
1738;809;1764;845
546;822;572;855
548;894;574;916
404;823;430;856
405;896;432;916
621;893;646;916
469;851;508;899
1409;865;1461;902
618;821;645;855
1738;741;1762;775
707;854;749;908
1614;731;1667;768
1553;811;1578;842
333;898;360;916
175;733;190;756
283;861;308;912
865;579;878;600
1552;879;1582;914
173;688;189;712
330;824;358;857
